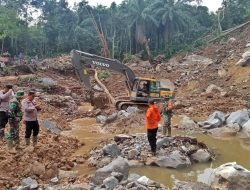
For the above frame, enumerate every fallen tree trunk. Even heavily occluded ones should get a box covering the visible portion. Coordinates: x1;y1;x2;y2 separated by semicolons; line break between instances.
208;21;250;43
94;69;116;105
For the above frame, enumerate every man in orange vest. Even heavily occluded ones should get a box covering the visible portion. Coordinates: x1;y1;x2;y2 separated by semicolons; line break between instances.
161;96;173;136
146;99;161;155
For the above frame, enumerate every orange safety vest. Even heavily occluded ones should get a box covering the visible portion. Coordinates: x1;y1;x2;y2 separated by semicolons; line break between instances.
146;104;161;129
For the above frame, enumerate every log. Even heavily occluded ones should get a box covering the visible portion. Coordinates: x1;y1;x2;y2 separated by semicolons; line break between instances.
94;69;116;105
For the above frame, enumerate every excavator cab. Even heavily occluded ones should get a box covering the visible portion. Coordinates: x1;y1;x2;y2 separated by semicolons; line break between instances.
130;78;161;102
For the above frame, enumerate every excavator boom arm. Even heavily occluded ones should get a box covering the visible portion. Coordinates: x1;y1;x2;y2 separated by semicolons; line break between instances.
71;49;136;92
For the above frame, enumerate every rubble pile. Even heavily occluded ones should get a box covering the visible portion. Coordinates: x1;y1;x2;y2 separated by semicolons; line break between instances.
87;134;213;170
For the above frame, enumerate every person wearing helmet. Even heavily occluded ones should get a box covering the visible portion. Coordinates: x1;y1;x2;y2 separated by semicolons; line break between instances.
7;90;24;152
146;99;161;156
161;96;173;136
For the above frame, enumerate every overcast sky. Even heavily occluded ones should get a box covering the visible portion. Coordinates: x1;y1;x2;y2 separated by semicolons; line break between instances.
68;0;223;12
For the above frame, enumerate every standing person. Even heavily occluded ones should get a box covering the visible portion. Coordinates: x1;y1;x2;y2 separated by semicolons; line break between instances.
146;99;161;155
22;91;41;146
0;85;13;140
7;91;24;152
161;96;173;137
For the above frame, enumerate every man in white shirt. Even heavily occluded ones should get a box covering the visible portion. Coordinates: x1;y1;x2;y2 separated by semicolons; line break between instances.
0;85;13;139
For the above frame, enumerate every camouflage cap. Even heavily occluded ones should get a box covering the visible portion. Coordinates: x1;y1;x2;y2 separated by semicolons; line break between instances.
16;90;24;98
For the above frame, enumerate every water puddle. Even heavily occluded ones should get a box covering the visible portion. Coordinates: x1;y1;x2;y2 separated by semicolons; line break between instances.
70;118;113;156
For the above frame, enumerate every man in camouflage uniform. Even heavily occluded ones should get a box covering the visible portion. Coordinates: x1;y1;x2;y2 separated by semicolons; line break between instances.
7;91;24;151
161;96;173;136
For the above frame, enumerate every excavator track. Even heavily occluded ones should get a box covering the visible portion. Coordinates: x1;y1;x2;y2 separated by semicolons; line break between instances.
115;100;148;110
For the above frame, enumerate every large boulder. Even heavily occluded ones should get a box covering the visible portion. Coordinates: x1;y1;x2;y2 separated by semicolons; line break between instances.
211;162;250;190
226;109;249;127
92;156;129;185
241;119;250;137
198;111;225;129
190;149;211;163
154;150;191;169
102;143;121;157
178;116;198;130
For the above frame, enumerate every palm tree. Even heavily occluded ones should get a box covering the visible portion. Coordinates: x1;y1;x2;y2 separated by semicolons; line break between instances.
148;0;190;43
126;0;157;64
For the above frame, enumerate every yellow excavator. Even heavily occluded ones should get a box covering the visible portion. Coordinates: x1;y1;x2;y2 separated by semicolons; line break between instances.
71;49;174;110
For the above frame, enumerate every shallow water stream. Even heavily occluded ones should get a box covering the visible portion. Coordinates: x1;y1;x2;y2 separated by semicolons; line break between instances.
67;107;250;187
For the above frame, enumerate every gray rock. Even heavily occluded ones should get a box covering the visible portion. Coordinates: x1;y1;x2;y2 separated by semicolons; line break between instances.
226;109;249;127
206;84;223;94
21;177;38;189
58;170;77;179
211;162;250;190
197;168;216;186
103;176;119;190
182;54;213;65
226;123;241;132
237;49;250;66
39;77;57;87
92;157;129;185
50;177;59;185
46;183;90;190
241;119;250;137
179;116;198;129
117;110;130;118
191;149;211;163
156;137;171;150
173;181;214;190
43;120;61;135
111;172;124;182
227;37;236;44
103;144;121;157
198;111;225;129
136;176;155;186
96;115;108;124
127;174;141;182
154;150;191;169
93;85;104;92
114;134;132;142
127;149;139;160
126;106;139;114
207;111;225;127
106;113;118;123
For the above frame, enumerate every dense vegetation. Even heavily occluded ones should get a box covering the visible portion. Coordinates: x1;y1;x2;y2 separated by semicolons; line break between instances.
0;0;249;60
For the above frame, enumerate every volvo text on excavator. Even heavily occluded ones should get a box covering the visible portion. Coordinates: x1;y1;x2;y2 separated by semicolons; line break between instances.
71;49;174;110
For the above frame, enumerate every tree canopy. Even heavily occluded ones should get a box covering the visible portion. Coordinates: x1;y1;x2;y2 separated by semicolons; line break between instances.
0;0;249;60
